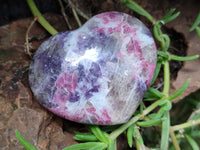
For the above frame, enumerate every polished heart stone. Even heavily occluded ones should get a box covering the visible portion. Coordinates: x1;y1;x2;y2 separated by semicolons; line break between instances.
29;11;157;125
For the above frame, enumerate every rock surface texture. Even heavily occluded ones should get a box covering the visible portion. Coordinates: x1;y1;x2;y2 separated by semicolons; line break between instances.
29;11;157;125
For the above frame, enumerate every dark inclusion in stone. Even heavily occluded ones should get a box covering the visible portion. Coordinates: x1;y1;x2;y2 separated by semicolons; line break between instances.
85;85;100;99
75;62;101;101
37;53;62;75
89;62;102;78
29;32;67;108
77;64;86;82
69;91;80;102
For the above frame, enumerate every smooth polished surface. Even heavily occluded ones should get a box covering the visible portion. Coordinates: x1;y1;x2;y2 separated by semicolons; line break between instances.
29;11;157;125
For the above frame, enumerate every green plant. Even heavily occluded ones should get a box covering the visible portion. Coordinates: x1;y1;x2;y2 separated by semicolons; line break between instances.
16;0;200;149
190;11;200;38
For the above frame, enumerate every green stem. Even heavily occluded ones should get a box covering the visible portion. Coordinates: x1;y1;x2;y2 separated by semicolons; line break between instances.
167;79;190;101
127;124;134;147
160;34;170;52
157;51;199;61
89;125;109;144
196;27;200;39
150;57;162;86
169;54;199;61
158;27;166;49
15;130;37;150
160;111;170;150
109;97;166;139
109;115;141;140
185;134;200;150
120;0;155;23
153;24;164;45
62;142;107;150
162;61;170;96
189;11;200;31
172;118;200;131
26;0;58;35
170;129;181;150
114;139;117;150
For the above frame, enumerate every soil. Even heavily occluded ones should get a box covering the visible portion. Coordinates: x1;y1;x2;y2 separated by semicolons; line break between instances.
0;0;200;149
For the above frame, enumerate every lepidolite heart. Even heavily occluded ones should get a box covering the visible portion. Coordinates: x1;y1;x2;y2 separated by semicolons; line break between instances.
29;11;157;125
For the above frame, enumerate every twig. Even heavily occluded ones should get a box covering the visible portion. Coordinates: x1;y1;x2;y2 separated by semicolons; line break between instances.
188;109;200;121
25;16;38;57
58;0;72;30
172;118;200;131
71;5;82;27
26;0;58;35
67;0;90;20
170;128;181;150
170;118;200;150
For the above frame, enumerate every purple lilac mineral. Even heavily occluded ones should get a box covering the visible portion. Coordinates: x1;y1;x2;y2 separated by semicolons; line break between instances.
29;11;157;125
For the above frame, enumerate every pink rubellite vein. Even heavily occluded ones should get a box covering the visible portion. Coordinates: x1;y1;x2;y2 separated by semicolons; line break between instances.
29;11;157;125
